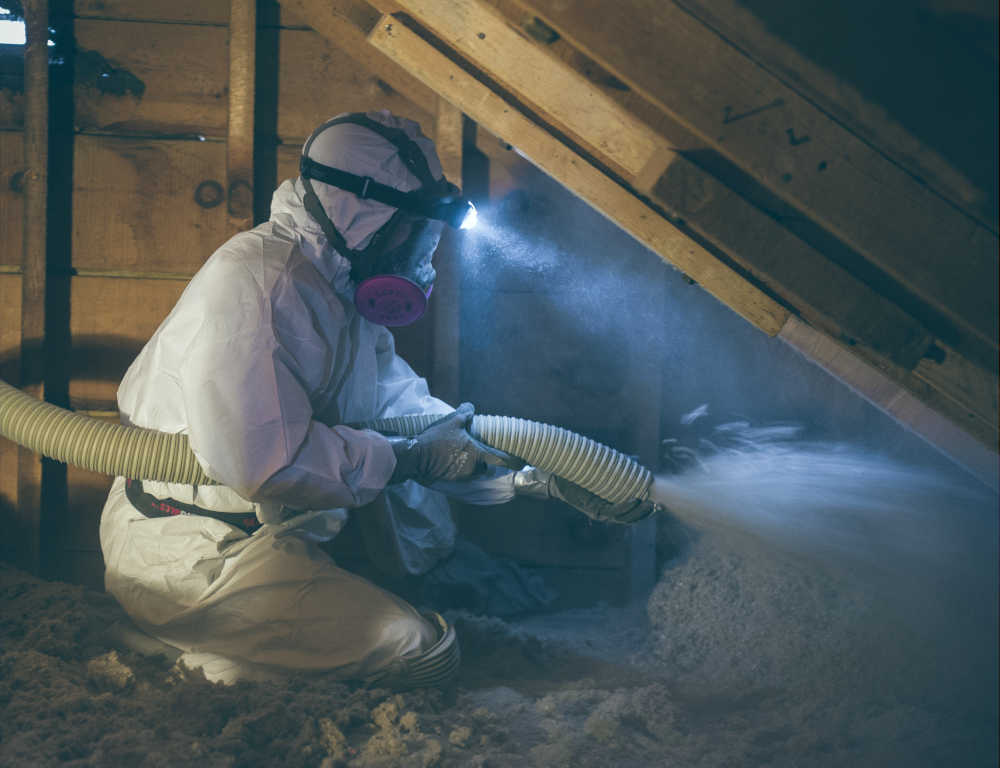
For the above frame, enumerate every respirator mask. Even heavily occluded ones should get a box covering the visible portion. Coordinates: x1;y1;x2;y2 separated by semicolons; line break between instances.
348;212;444;326
298;114;477;326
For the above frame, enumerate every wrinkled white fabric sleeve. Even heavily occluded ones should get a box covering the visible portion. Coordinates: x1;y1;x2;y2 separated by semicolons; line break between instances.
374;327;516;505
182;252;394;510
429;465;516;505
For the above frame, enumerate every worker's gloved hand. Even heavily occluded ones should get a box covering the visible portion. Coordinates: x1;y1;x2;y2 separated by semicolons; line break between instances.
388;403;525;486
513;466;660;524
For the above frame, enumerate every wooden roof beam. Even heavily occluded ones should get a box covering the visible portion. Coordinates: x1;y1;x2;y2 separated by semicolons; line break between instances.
366;15;789;336
275;0;440;120
368;0;996;452
277;0;996;456
498;0;999;367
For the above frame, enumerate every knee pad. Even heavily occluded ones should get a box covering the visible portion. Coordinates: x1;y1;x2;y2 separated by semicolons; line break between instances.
364;612;459;690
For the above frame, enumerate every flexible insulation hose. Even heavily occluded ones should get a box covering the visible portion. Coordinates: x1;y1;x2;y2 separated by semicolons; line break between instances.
1;380;217;486
350;414;652;503
1;380;652;503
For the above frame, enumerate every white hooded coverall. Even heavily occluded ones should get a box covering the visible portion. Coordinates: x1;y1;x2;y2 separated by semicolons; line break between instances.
100;112;514;684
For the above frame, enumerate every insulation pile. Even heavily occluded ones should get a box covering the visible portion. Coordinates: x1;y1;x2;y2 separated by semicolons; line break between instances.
3;511;996;768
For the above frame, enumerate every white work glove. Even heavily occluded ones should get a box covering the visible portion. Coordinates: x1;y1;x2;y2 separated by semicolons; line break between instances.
514;466;661;524
388;403;525;486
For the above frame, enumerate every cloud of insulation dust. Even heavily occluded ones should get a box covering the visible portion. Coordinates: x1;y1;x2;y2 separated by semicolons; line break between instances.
648;423;999;575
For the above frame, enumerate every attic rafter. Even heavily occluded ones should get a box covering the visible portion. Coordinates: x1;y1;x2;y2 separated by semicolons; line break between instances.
505;0;999;369
376;0;672;183
272;0;996;458
275;0;440;122
366;15;788;336
364;0;997;454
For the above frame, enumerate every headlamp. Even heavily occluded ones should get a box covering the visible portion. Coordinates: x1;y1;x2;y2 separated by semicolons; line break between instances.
460;201;477;230
410;196;477;230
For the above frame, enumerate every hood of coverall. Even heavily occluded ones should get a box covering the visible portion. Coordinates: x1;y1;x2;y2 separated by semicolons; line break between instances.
270;110;446;294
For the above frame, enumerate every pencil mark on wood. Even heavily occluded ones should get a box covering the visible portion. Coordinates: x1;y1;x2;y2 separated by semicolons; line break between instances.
722;99;784;124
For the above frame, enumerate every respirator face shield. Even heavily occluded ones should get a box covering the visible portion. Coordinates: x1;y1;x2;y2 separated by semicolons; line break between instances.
352;213;444;326
298;113;477;326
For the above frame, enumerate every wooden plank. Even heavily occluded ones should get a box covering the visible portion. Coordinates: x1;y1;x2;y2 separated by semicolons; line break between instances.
277;3;310;28
227;0;256;235
430;100;463;406
71;0;229;24
276;143;302;187
1;132;24;266
0;431;18;540
74;19;229;136
35;458;113;559
389;0;670;182
516;0;1000;357
280;0;382;33
17;0;49;576
463;2;714;179
70;0;320;32
780;315;999;488
276;28;436;143
647;150;935;371
68;276;189;406
367;16;788;336
913;345;1000;432
275;0;439;120
47;452;114;553
670;0;998;233
0;274;21;548
73;134;228;273
0;90;24;130
0;274;21;380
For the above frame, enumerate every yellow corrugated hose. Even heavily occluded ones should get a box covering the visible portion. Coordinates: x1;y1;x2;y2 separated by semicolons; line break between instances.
0;380;651;503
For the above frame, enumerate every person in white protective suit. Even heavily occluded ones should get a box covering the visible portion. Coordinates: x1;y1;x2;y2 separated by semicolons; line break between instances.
99;110;657;688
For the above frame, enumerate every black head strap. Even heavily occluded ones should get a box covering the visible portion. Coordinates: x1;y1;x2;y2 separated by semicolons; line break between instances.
299;113;469;261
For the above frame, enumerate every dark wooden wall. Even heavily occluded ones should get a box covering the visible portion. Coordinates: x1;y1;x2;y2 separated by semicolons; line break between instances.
0;0;438;587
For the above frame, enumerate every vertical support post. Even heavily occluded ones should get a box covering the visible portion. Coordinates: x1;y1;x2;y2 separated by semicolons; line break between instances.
628;264;667;603
431;98;464;406
18;0;49;576
253;0;281;227
227;0;256;236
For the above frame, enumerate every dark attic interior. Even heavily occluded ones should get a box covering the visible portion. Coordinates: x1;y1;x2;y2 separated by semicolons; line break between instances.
0;1;998;766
